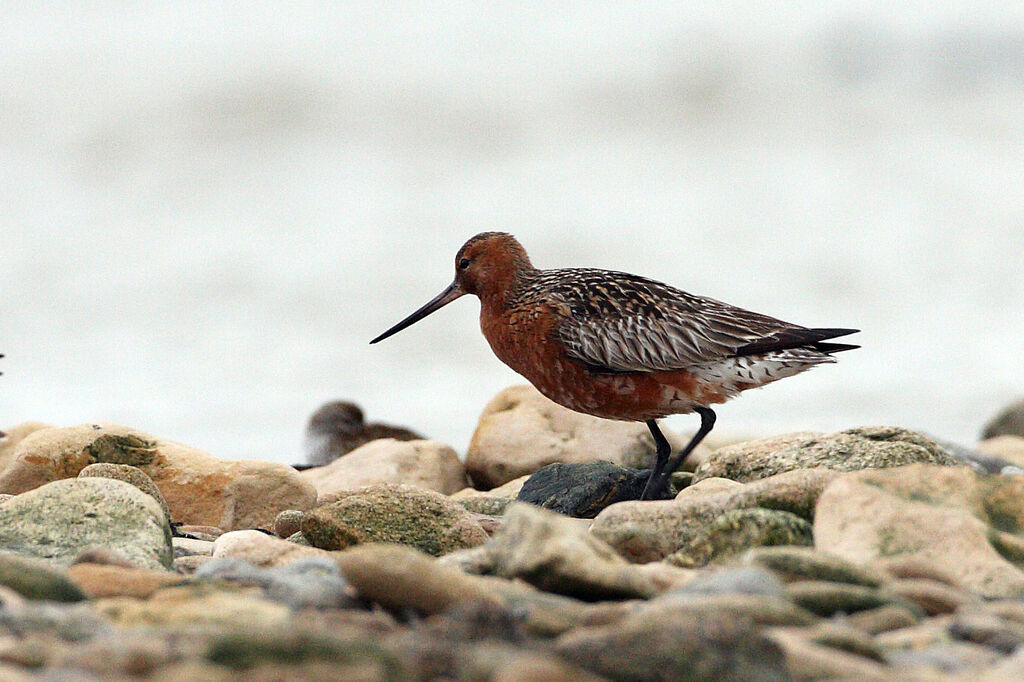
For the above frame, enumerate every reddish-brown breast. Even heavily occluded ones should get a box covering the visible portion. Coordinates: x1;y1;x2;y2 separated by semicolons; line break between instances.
478;295;729;422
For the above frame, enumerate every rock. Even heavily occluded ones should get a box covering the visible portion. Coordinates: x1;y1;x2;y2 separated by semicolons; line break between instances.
466;385;692;489
0;422;52;475
591;468;837;563
78;463;171;522
195;556;355;609
303;400;423;466
273;509;305;538
799;620;885;660
886;578;982;615
982;398;1024;440
694;426;957;483
0;423;316;530
211;529;332;567
675;476;743;499
845;604;921;634
556;604;790;682
67;563;184;599
300;438;467;498
0;552;86;601
516;461;648;517
814;464;1024;598
977;435;1024;469
483;503;665;600
205;627;405;676
333;543;500;615
741;546;886;586
785;581;916;617
95;583;292;629
174;525;224;541
71;546;138;568
665;508;813;568
301;484;488;556
668;566;785;597
172;536;214;557
0;599;113;641
450;475;528;516
766;627;891;680
172;555;211;575
0;477;172;569
886;641;1002;673
948;609;1024;654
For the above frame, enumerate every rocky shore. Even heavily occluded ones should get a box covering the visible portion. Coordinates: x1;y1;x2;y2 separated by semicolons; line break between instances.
2;386;1024;680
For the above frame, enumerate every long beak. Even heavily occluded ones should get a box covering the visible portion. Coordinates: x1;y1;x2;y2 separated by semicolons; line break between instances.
370;281;465;344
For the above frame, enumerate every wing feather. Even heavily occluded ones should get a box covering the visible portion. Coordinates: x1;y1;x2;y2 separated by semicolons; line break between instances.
545;269;812;372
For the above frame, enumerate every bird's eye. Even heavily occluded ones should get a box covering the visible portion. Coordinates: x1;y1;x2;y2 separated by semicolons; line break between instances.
459;258;470;270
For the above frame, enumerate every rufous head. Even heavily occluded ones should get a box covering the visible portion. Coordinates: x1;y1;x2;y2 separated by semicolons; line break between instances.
370;232;533;344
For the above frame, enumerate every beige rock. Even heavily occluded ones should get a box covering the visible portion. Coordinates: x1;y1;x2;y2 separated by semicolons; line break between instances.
300;438;467;497
78;463;171;522
0;423;316;530
694;426;956;483
212;529;332;567
814;464;1024;598
466;385;694;489
67;563;185;599
172;537;214;556
591;468;838;563
766;627;890;681
95;583;291;629
0;422;53;475
484;503;668;599
674;476;742;500
977;435;1024;468
334;543;501;615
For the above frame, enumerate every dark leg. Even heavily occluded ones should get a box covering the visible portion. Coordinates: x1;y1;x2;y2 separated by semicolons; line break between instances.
639;419;671;500
640;407;716;501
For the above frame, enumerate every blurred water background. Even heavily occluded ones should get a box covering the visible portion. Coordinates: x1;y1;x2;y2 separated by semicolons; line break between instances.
2;3;1023;463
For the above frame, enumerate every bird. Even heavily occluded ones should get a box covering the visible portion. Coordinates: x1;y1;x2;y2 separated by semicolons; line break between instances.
302;400;423;467
371;232;858;500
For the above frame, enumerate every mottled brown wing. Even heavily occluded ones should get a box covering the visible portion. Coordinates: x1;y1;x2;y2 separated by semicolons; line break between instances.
545;269;803;372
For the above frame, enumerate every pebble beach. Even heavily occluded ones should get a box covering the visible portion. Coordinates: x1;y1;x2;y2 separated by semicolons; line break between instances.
2;387;1024;680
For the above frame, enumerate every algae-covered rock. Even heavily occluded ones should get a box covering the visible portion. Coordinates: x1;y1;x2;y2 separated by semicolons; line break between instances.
665;508;813;568
301;484;487;555
0;477;172;569
694;426;957;483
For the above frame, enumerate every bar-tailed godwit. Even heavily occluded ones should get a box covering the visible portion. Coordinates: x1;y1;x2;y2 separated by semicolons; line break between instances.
371;233;858;500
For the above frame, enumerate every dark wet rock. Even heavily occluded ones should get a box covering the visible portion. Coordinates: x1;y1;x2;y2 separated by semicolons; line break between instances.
983;398;1024;440
742;546;886;586
0;552;86;602
815;464;1024;598
78;463;171;522
301;484;487;556
665;508;812;568
694;426;957;483
273;509;305;539
669;566;785;597
591;468;836;563
0;477;172;569
785;580;918;617
516;460;648;517
845;604;922;634
483;503;667;600
302;400;423;467
195;556;354;609
556;606;790;682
